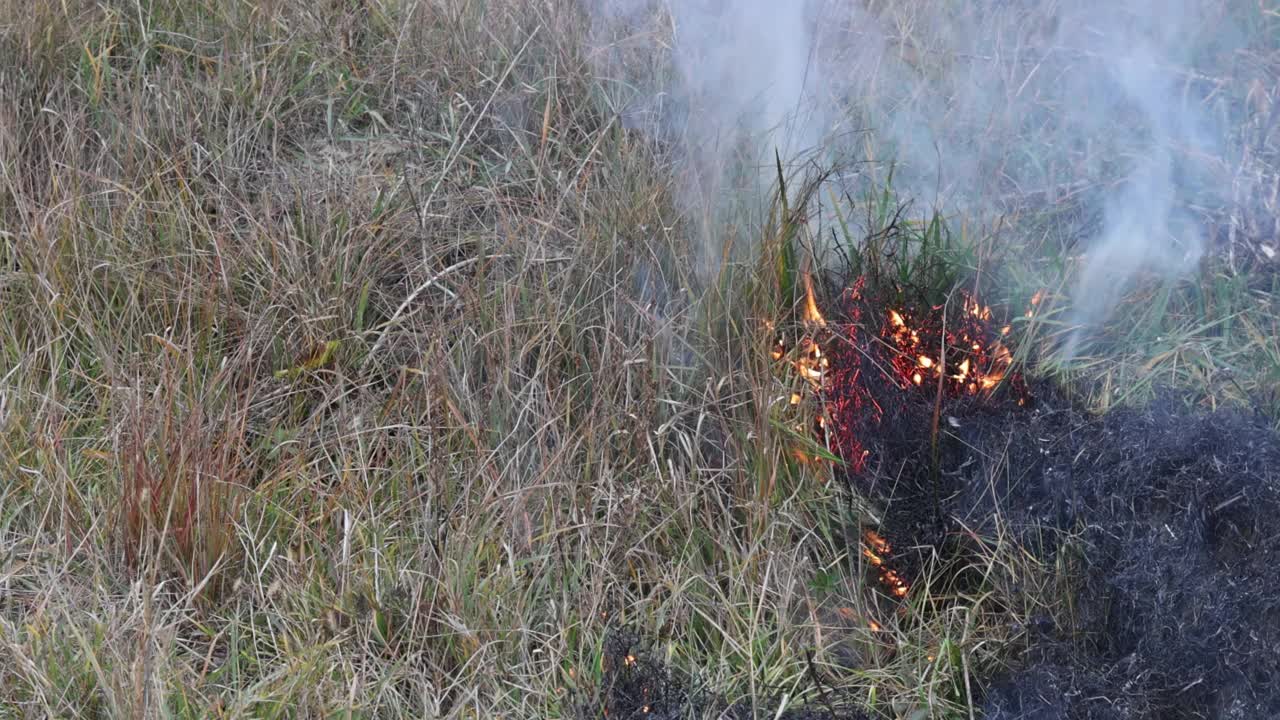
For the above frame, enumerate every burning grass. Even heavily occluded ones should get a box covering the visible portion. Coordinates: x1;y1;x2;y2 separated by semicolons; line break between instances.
774;267;1037;473
767;250;1280;717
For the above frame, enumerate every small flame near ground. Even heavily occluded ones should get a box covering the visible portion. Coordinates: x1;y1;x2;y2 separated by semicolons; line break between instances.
863;529;910;598
802;271;827;327
775;275;1034;467
885;293;1019;397
774;274;1042;600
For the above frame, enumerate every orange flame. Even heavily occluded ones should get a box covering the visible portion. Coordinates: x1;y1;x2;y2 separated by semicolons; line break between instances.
881;289;1026;399
864;530;889;552
863;531;910;597
769;279;1039;608
1025;289;1045;318
803;273;826;327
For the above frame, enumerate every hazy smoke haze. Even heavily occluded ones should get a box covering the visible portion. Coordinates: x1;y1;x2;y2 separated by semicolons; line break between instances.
588;0;1248;351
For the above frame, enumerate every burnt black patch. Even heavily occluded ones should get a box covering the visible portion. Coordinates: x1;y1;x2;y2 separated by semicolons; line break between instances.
803;274;1280;717
856;382;1280;719
579;629;871;720
593;276;1280;718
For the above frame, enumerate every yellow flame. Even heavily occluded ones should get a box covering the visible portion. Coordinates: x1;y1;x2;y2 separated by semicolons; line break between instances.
803;273;826;326
864;530;891;553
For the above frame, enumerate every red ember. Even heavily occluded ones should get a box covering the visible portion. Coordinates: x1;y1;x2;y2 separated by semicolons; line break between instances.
773;274;1041;598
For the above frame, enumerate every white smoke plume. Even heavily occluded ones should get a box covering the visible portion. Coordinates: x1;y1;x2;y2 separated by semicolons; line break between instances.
587;0;1251;350
589;0;833;281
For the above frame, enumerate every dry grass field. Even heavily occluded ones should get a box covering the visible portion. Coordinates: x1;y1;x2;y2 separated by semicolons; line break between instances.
2;1;1278;718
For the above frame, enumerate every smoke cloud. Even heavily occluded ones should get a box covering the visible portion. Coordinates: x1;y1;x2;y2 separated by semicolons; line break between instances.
587;0;1249;350
589;0;833;281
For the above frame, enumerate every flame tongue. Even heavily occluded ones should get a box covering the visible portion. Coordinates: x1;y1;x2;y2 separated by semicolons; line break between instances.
803;272;826;327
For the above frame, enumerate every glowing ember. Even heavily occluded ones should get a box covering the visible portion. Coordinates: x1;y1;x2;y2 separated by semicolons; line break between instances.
862;530;910;598
881;289;1025;399
768;275;1044;606
771;274;1032;497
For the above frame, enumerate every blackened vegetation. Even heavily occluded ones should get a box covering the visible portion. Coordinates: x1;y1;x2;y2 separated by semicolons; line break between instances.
586;630;691;720
586;282;1280;718
955;398;1280;719
845;315;1280;718
582;630;870;720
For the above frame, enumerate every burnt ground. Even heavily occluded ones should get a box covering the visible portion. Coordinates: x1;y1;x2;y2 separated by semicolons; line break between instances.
580;629;871;720
855;382;1280;720
584;292;1280;719
970;398;1280;719
584;386;1280;718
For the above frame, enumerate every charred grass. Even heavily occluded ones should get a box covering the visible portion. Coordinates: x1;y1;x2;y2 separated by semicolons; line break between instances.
2;1;1279;719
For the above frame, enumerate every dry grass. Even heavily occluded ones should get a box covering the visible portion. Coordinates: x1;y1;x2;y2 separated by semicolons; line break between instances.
1;1;1277;719
0;1;893;716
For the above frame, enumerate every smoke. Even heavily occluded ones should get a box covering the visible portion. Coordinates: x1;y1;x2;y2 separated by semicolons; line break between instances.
1061;34;1215;359
589;0;834;282
587;0;1253;349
